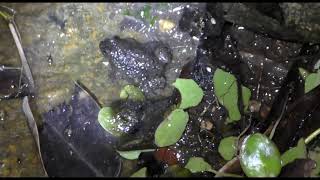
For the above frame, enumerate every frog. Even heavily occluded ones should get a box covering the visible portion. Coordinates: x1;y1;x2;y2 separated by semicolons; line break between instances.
99;36;172;99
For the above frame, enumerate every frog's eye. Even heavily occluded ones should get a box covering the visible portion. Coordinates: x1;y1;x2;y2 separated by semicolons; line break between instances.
99;39;114;56
155;46;172;64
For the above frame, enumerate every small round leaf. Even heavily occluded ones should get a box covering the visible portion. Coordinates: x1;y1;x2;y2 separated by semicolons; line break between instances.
130;167;147;177
119;85;145;101
155;109;189;147
117;149;155;160
173;78;204;109
218;136;237;161
98;107;122;137
184;157;214;173
239;133;281;177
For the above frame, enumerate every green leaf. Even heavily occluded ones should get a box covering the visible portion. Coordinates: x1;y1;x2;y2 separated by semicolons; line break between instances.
98;107;123;137
218;136;237;161
119;85;145;101
141;5;153;25
239;133;281;177
299;67;310;80
0;10;12;21
122;8;131;16
213;68;241;123
155;109;189;147
117;149;155;160
150;16;158;27
308;147;320;176
280;138;307;167
305;70;320;93
172;78;204;109
184;157;214;173
130;167;147;177
162;165;192;177
241;85;251;112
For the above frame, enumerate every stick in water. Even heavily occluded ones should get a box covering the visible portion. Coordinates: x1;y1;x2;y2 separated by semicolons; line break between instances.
22;96;48;176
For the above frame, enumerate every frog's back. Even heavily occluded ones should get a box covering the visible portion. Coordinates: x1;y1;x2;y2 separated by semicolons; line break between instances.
99;36;162;79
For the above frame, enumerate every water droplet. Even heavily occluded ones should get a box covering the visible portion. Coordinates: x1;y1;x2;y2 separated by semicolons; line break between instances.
67;129;72;137
211;18;216;24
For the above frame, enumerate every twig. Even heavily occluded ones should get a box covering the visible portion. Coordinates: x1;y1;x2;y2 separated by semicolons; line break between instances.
256;61;264;100
268;106;286;140
22;96;48;176
215;157;241;177
1;5;35;92
266;92;289;139
305;128;320;145
9;22;35;92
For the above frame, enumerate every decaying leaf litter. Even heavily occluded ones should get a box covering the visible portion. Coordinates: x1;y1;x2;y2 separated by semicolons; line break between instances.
0;2;320;177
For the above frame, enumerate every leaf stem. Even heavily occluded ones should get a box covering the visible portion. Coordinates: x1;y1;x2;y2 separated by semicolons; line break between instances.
305;128;320;145
211;168;243;178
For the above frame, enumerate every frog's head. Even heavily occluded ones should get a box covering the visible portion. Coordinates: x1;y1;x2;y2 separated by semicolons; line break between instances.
99;37;115;57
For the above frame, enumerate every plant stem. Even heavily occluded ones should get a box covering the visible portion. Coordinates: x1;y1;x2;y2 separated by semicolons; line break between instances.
305;128;320;145
211;168;243;178
9;22;35;92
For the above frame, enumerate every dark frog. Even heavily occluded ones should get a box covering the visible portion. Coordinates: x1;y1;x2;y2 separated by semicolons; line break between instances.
99;36;172;98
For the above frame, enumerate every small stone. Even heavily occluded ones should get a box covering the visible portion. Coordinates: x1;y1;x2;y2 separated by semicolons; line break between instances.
200;120;213;131
248;100;261;113
159;19;175;32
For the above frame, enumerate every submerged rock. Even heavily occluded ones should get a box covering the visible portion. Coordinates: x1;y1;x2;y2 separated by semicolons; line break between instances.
39;83;121;177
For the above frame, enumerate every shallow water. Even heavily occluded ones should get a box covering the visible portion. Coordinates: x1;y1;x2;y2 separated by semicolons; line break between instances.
0;3;319;177
0;3;200;176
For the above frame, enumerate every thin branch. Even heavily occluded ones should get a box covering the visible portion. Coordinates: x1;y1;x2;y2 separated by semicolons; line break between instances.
9;22;35;92
305;128;320;145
